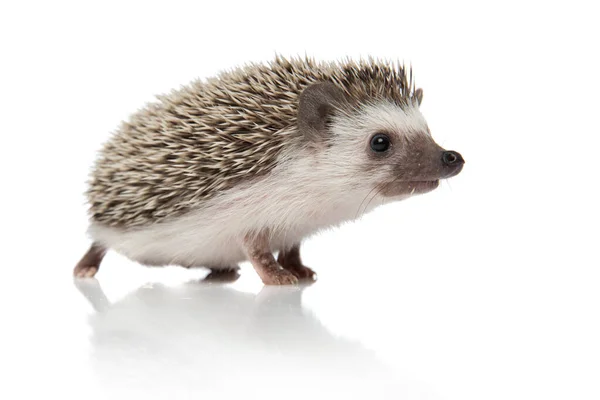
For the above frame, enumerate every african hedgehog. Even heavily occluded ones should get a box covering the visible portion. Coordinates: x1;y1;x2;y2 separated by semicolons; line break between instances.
75;56;465;285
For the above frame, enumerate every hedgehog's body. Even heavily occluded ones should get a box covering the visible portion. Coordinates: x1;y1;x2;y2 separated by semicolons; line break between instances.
89;150;383;268
76;57;464;284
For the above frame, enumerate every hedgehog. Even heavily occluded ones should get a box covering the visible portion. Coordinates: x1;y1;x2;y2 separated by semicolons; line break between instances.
74;56;465;285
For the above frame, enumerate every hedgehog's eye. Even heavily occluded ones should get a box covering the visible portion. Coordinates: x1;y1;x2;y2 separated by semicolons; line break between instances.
370;133;391;152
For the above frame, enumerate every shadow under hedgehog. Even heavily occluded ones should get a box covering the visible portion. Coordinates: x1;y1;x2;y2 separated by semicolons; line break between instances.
75;56;465;285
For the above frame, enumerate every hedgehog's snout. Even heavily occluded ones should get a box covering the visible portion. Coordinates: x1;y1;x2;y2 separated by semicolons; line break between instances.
440;150;464;178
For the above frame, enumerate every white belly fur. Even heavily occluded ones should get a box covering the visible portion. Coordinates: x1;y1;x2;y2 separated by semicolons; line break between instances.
88;154;393;269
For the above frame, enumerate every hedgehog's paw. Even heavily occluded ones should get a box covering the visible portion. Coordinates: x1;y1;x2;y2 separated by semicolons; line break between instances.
203;267;241;283
277;246;317;282
74;265;99;278
287;265;317;281
262;269;299;286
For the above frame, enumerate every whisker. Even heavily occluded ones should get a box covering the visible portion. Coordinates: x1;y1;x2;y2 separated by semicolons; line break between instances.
361;184;385;218
358;174;405;219
355;182;385;220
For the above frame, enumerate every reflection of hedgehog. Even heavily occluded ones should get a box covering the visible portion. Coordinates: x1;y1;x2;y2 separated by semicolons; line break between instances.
75;281;416;398
75;56;464;284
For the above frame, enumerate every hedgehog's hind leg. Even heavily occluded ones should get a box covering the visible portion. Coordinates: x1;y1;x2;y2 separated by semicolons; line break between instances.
74;243;107;278
278;244;317;282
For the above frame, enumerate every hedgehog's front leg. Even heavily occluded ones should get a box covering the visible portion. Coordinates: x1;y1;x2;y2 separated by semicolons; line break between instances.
277;245;317;282
242;232;299;285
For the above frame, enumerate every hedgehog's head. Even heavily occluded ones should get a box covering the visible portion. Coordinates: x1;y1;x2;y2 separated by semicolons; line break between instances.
298;82;464;199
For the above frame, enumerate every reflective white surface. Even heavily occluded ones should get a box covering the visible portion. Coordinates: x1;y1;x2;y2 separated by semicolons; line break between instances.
3;242;600;399
1;1;599;399
74;280;404;399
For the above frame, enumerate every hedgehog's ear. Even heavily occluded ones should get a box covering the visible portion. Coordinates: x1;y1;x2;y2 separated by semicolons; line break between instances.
298;82;346;143
415;88;424;107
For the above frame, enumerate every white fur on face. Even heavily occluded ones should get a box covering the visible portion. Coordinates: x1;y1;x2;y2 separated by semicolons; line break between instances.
334;101;429;141
89;102;429;269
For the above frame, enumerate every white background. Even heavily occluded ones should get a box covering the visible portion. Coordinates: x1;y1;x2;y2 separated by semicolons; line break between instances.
1;1;599;399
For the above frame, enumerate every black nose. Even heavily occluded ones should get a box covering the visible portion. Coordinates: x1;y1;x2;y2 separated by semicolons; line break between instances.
441;150;464;166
